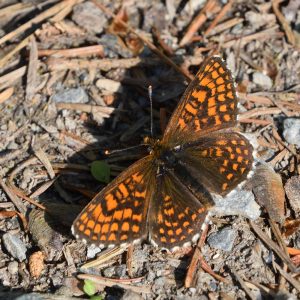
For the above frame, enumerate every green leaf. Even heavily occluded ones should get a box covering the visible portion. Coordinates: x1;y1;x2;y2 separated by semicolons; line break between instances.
91;161;110;183
83;279;96;296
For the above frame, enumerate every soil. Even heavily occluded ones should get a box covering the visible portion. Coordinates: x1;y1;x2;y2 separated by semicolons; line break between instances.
0;0;300;299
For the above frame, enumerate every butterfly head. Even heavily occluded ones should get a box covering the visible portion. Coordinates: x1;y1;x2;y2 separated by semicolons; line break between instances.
143;136;179;168
143;136;167;157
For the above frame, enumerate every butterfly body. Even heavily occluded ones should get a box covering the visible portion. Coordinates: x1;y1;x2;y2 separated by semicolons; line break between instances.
72;56;254;250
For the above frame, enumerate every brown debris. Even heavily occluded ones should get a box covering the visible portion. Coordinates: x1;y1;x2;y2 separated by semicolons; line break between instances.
0;87;14;104
285;176;300;216
272;0;297;47
38;45;105;58
28;209;63;260
29;251;45;278
252;164;286;224
204;0;234;37
179;0;218;47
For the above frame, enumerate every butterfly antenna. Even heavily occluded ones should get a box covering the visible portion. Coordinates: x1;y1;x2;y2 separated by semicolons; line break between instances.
149;85;153;137
105;144;146;155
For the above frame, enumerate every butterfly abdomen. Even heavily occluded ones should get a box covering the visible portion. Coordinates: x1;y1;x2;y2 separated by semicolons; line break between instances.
159;150;214;209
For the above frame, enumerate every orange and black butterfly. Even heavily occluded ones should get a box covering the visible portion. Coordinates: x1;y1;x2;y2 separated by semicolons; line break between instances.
72;56;253;250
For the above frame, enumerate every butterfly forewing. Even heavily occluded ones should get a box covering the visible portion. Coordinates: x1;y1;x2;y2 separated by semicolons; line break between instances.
72;156;156;247
163;56;238;146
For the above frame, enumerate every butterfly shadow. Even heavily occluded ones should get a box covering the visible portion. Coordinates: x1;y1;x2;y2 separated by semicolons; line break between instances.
28;55;187;262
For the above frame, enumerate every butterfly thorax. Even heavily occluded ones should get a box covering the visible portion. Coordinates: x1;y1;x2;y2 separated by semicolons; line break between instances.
144;136;178;168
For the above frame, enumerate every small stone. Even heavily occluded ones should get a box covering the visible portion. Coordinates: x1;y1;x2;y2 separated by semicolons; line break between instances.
7;261;18;275
207;227;237;252
144;3;168;31
245;11;275;30
100;34;132;58
72;1;107;34
154;276;166;287
2;233;27;262
283;118;300;147
285;176;300;215
114;265;126;277
212;189;261;220
96;78;122;94
103;264;126;278
51;88;89;104
86;244;101;259
253;72;273;89
15;293;43;300
274;291;297;300
121;290;143;300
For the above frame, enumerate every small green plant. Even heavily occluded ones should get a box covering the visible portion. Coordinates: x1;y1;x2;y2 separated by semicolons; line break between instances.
91;161;111;183
83;279;104;300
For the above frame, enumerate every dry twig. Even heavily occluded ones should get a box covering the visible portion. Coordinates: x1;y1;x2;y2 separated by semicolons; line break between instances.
92;0;192;81
180;0;217;46
272;0;296;47
38;45;104;58
249;221;298;273
77;273;151;294
204;0;234;36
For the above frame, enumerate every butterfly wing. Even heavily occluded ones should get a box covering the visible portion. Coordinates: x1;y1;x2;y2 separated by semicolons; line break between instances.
163;56;238;146
177;131;253;195
149;169;209;249
72;156;156;247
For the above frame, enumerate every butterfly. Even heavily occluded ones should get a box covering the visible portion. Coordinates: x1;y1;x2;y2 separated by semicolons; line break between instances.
72;56;253;250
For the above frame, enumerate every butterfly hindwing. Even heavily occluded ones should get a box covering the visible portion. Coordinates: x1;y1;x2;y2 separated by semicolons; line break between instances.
72;156;155;247
149;170;208;248
163;56;238;146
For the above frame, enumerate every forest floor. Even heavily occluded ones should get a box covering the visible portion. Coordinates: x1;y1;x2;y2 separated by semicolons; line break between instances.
0;0;300;299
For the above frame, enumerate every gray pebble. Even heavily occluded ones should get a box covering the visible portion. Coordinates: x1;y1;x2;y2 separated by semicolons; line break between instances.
283;118;300;147
72;2;108;34
285;176;300;215
86;244;102;259
154;276;166;287
100;34;133;58
212;189;261;220
274;291;297;300
51;88;89;104
96;78;122;93
103;264;126;278
207;227;237;252
15;293;43;300
7;261;18;275
121;290;143;300
2;233;27;262
253;72;273;89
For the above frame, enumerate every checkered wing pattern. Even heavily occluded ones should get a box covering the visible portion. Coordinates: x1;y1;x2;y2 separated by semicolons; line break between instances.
72;55;254;250
163;56;238;146
149;171;208;248
178;132;253;195
72;156;155;247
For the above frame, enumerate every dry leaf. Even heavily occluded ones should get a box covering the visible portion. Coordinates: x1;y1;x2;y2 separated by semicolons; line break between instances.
252;163;285;223
29;251;45;278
